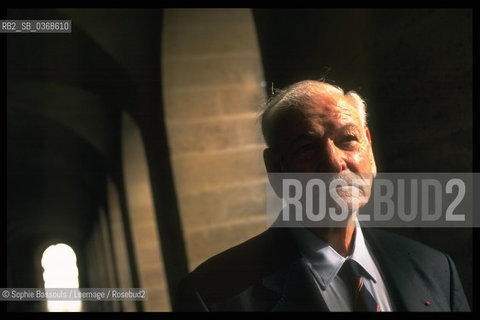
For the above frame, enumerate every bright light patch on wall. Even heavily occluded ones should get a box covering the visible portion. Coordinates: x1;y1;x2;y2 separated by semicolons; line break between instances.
41;243;82;312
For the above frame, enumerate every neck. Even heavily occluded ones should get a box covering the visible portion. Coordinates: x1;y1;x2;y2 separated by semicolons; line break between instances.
307;213;357;257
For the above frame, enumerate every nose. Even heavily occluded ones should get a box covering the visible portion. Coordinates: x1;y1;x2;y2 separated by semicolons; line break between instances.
316;139;347;173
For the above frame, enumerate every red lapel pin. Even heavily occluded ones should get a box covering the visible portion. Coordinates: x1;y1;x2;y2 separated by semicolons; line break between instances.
424;301;431;306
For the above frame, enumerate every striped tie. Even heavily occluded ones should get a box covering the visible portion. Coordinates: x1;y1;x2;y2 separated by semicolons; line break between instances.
340;259;380;312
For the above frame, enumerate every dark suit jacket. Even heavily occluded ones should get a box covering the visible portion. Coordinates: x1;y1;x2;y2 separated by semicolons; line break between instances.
174;228;470;311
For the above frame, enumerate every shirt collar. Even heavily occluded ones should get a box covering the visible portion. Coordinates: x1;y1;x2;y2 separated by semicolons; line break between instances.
290;219;377;290
350;220;378;284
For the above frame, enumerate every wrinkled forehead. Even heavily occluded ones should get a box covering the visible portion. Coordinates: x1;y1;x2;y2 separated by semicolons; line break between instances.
276;94;362;133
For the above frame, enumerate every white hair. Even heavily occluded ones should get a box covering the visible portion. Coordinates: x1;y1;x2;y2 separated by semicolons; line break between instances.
261;80;367;148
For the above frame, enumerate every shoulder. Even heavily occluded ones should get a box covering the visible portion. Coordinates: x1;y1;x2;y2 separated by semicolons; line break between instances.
364;228;444;255
192;227;295;276
363;228;450;272
175;228;298;306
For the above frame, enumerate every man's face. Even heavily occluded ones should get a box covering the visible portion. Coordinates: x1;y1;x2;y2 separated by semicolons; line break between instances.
272;92;377;211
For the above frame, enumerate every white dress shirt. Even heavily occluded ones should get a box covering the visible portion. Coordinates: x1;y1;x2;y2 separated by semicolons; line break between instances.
290;220;393;311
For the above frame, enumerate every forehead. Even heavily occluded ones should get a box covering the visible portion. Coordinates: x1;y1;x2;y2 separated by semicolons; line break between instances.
304;94;361;126
278;94;362;134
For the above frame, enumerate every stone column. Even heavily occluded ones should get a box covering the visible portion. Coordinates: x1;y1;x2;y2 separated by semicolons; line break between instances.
162;8;268;270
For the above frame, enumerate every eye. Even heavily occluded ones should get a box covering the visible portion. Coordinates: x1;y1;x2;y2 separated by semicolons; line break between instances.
296;143;313;154
344;134;358;142
340;134;359;149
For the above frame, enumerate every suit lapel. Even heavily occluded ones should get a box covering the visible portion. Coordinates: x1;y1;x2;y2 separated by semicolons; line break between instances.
363;229;441;311
262;255;329;311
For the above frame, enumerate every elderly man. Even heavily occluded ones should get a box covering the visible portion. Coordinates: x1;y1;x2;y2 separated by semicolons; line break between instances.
174;80;470;312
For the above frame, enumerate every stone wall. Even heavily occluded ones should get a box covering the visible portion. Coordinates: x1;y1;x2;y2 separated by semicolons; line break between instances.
161;8;268;270
122;113;170;311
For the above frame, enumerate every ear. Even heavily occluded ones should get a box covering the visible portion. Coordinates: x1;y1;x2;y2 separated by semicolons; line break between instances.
364;127;377;177
263;148;282;173
365;126;373;146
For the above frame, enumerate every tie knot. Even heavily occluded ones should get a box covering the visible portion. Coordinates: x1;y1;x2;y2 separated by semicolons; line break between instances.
342;259;362;277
